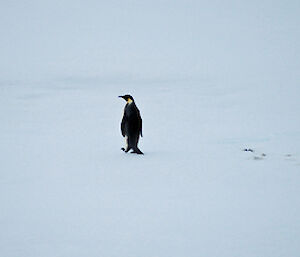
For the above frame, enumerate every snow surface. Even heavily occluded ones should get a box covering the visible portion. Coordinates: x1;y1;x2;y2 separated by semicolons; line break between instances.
1;1;300;257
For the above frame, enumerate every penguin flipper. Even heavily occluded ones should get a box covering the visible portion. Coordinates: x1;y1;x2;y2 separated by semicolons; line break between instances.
139;117;143;137
121;115;127;137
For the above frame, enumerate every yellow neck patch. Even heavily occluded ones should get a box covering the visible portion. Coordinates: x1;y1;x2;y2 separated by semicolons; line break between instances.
127;99;133;104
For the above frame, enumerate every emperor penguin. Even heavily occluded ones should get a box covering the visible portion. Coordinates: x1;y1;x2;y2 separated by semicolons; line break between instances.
119;95;143;154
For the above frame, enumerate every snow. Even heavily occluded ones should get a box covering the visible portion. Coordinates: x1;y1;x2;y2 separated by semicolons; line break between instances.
1;1;300;256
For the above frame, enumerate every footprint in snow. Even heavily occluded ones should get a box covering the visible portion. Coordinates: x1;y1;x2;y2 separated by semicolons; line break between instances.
243;149;299;164
243;148;266;160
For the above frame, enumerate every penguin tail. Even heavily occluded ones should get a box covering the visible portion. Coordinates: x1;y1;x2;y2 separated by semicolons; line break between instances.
131;147;144;155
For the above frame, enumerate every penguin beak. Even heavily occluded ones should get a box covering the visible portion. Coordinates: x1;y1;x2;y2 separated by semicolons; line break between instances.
118;95;125;100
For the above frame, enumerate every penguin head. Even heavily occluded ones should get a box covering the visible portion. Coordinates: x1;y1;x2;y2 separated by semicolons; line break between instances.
119;94;134;104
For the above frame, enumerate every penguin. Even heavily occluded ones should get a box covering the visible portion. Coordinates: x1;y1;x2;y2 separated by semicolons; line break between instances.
119;95;143;154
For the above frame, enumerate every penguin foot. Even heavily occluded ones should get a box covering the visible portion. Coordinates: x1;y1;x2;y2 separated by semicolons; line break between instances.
121;147;131;153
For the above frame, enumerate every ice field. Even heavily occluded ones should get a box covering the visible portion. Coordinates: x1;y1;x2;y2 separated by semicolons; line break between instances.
1;1;300;256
